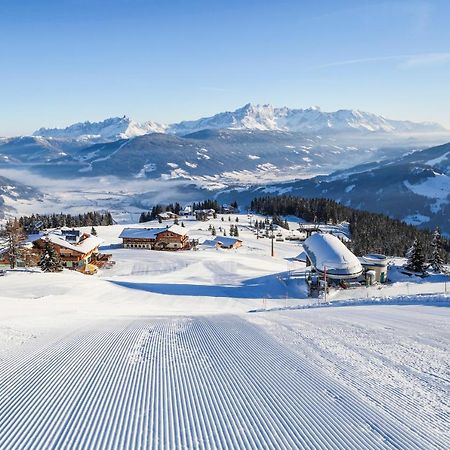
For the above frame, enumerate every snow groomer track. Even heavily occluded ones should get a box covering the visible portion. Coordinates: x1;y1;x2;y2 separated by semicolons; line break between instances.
0;316;445;449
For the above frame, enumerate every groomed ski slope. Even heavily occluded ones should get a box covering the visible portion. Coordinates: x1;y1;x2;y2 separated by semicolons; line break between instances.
0;316;445;450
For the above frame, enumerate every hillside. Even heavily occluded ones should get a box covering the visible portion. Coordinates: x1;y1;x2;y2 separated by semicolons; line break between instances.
218;142;450;234
0;175;42;219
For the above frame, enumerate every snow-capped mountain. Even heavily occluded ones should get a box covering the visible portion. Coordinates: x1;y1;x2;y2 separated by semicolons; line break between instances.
33;116;167;142
29;104;447;142
217;142;450;234
168;103;446;135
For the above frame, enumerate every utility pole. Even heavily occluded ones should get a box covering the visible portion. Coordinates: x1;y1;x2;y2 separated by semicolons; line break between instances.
270;223;274;257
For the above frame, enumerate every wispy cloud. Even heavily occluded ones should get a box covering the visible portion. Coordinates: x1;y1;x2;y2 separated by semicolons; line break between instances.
314;52;450;70
400;52;450;68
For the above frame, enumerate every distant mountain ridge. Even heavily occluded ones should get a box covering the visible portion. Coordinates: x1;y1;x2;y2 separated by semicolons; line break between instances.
168;103;446;136
30;104;447;142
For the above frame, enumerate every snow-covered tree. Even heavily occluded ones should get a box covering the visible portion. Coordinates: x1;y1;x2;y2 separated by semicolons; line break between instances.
39;238;63;272
430;228;444;273
91;226;97;236
211;226;216;236
405;239;426;274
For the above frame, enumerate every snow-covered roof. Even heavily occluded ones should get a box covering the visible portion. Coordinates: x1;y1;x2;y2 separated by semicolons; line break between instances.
119;228;164;239
211;236;242;247
303;233;363;279
119;225;187;240
33;232;103;254
165;224;188;236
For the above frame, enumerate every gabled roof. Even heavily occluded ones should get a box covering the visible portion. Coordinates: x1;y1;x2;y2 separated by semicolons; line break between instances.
119;224;187;240
162;224;187;236
212;236;242;246
33;232;103;254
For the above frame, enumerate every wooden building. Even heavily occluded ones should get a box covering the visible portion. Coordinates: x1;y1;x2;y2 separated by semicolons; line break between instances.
32;231;103;269
119;225;189;251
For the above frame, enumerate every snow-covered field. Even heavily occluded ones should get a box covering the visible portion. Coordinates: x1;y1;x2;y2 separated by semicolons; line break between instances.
1;214;449;449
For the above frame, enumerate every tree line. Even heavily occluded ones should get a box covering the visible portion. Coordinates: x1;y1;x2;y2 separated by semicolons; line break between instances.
18;211;114;232
250;195;449;260
139;203;183;223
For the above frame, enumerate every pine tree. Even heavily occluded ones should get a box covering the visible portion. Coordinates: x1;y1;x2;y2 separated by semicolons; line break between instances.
405;239;426;273
430;228;444;273
181;222;185;228
39;239;63;272
234;226;239;237
91;226;97;236
211;226;216;236
235;217;239;222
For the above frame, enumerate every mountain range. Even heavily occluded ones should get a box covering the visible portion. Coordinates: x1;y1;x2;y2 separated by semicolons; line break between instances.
29;104;447;142
0;103;449;234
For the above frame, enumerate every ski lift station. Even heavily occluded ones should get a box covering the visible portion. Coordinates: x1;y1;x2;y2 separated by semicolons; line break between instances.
303;233;363;280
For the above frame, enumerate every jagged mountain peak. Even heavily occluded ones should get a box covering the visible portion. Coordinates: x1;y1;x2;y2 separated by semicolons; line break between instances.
28;104;447;141
33;116;167;141
168;104;447;135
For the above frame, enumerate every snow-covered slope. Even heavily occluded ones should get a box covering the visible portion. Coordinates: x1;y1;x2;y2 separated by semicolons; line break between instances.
169;103;447;136
33;116;167;142
0;175;42;219
0;136;87;163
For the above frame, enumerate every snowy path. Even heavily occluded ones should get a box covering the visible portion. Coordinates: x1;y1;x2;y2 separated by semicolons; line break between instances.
0;316;443;449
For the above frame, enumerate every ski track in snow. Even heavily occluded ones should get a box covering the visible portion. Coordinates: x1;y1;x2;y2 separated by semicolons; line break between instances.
0;315;446;450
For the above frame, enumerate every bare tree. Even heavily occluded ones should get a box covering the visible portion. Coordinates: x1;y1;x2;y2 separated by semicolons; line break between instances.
1;219;25;269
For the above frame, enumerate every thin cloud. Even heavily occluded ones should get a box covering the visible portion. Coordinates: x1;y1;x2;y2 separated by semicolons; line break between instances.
314;52;450;70
400;52;450;68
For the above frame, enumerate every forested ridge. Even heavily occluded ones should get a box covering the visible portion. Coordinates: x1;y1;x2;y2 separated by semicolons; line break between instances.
250;195;449;259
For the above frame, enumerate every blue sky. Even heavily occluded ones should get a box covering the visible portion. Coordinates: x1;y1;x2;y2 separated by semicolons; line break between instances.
1;0;449;135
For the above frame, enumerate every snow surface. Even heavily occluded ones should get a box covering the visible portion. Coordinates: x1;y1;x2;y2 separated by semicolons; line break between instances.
1;214;449;448
404;174;450;200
